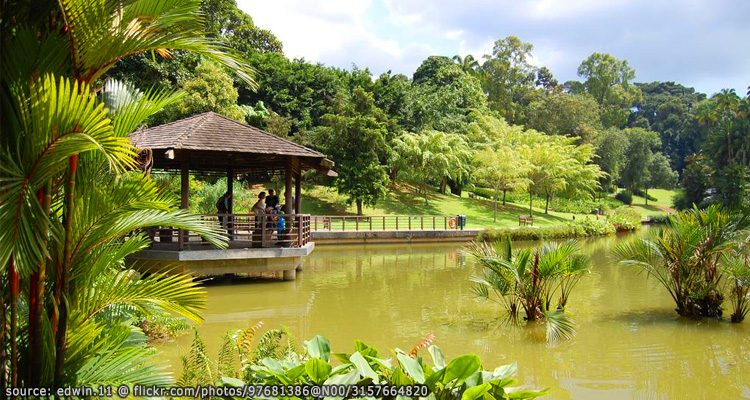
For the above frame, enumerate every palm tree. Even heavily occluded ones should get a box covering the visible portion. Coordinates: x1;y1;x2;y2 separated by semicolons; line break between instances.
452;54;480;75
1;0;252;389
468;239;588;341
614;205;748;319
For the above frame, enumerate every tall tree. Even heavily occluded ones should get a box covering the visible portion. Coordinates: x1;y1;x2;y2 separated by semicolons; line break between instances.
480;36;538;124
452;54;480;75
648;152;679;191
595;128;629;194
393;130;472;202
574;53;641;128
159;60;245;123
620;128;662;203
316;87;390;215
1;0;246;389
527;92;603;144
629;81;706;172
473;147;530;221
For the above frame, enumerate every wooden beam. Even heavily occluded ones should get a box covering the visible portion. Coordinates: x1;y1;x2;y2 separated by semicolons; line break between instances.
227;166;234;214
180;158;189;209
284;157;293;214
294;170;302;214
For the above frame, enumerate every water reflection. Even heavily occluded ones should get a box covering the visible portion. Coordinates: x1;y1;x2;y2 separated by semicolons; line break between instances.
160;238;750;400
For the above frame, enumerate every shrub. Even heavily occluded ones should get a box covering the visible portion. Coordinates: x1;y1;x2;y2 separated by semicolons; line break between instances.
180;330;548;399
608;207;642;231
477;218;615;242
615;190;633;205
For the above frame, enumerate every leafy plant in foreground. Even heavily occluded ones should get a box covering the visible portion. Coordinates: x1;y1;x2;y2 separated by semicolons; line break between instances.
178;326;548;400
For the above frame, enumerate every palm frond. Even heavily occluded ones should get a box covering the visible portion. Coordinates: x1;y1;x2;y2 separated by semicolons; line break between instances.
543;310;576;342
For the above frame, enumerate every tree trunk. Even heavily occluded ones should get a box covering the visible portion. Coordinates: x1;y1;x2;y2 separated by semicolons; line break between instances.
545;193;550;214
439;177;447;194
644;186;649;205
494;187;498;222
447;178;462;196
502;190;507;205
9;259;18;387
356;198;363;216
529;192;534;217
28;186;50;386
55;154;77;387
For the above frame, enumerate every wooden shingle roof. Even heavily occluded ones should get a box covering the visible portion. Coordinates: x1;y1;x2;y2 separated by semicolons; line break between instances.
129;111;324;158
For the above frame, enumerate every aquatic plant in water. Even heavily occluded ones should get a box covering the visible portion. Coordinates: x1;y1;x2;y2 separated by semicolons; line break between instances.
467;238;589;341
614;205;749;321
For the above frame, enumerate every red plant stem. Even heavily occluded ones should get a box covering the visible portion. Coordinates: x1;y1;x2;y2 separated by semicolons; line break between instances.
9;258;18;387
54;154;77;388
28;186;50;386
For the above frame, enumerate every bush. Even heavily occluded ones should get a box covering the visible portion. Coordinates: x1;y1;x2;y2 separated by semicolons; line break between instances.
608;207;642;231
477;218;615;242
632;188;658;202
180;330;548;399
615;190;633;205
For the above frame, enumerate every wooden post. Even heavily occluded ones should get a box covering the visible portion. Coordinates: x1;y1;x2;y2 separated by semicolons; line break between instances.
396;216;399;231
294;170;302;215
284;158;293;214
179;158;189;249
227;167;234;213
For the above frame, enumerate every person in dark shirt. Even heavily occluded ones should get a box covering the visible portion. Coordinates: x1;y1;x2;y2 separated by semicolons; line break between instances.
266;188;280;209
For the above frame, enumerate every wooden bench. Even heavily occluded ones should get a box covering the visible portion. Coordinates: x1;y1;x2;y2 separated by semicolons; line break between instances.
518;215;534;226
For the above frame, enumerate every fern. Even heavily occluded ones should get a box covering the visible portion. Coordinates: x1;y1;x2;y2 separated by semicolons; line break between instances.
409;334;436;357
236;321;264;356
217;333;239;378
177;330;214;386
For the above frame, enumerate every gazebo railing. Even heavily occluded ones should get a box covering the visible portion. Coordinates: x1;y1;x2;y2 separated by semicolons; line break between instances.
147;213;311;250
310;215;465;232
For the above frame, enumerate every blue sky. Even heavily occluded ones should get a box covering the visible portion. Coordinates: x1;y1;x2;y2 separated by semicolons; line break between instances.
237;0;749;96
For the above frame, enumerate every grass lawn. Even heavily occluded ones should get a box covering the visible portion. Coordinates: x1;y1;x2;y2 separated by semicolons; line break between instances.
626;188;677;217
301;184;579;229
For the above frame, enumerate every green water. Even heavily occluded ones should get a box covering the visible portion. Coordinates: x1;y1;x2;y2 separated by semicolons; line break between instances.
160;235;750;399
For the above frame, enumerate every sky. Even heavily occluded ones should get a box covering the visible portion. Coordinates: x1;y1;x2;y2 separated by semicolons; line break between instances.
237;0;750;96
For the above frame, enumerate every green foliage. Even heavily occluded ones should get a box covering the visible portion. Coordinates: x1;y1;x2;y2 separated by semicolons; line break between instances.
477;219;614;242
316;87;390;214
629;81;706;172
614;190;633;205
573;52;642;128
407;56;487;133
595;128;629;192
614;205;749;320
527;92;603;143
468;240;589;340
480;36;538;124
608;207;642;231
620;128;662;195
159;60;245;122
181;330;548;399
394;130;472;200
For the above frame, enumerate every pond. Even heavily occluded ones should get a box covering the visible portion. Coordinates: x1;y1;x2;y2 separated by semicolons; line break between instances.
159;234;750;399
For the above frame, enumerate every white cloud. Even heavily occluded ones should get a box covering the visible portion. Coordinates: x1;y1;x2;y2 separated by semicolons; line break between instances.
236;0;750;94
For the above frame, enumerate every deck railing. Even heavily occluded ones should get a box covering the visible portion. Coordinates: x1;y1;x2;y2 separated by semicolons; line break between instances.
310;215;465;232
146;213;311;250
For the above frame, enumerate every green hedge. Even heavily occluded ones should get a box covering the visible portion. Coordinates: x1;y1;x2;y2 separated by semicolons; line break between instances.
477;217;616;241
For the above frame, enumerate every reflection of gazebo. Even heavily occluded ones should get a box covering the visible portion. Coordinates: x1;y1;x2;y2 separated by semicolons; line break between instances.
127;112;336;280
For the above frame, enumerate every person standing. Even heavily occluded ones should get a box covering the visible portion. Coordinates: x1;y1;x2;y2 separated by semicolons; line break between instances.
266;188;280;209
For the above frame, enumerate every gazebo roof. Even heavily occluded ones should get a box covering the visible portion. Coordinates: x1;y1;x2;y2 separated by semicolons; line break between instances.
129;112;335;175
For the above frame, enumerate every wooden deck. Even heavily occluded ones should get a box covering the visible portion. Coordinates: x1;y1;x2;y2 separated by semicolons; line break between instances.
128;214;313;280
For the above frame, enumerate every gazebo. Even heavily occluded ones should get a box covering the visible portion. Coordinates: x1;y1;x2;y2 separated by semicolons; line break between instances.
126;111;336;280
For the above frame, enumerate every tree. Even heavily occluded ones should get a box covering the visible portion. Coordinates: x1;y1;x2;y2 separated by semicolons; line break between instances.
201;0;283;54
696;89;750;209
575;53;642;128
316;87;390;214
452;54;480;75
1;0;246;388
620;128;662;203
595;128;629;194
480;36;538;124
527;92;603;144
407;56;487;133
160;60;245;122
648;153;678;189
473;147;530;221
629;81;706;172
675;154;714;209
393;131;471;202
